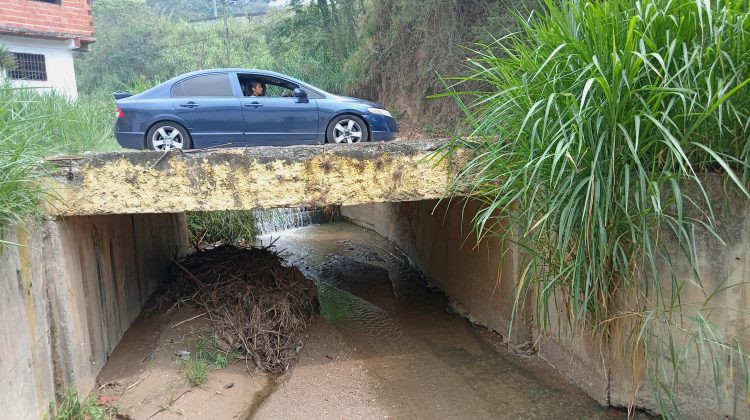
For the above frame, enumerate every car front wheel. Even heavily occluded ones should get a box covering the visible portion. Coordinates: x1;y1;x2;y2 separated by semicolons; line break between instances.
146;122;192;151
326;115;369;144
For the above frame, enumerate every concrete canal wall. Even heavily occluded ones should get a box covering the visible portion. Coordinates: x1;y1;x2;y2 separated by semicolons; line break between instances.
342;191;750;419
0;214;188;419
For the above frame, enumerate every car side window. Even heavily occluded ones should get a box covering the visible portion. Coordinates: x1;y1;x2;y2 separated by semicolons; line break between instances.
265;84;293;97
172;73;233;97
266;84;325;99
302;88;324;100
237;73;326;99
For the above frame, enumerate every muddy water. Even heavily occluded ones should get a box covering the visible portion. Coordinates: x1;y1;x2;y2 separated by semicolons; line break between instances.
254;222;621;419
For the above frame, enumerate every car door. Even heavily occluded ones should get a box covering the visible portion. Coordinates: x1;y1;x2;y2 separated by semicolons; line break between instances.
239;80;319;145
172;73;244;147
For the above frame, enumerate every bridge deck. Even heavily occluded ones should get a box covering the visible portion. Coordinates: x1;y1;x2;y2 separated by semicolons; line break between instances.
43;139;465;216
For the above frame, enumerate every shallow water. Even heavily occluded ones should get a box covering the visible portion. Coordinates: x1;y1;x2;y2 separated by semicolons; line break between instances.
257;222;623;419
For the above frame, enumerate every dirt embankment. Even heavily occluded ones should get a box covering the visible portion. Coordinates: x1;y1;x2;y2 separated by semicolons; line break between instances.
351;0;536;139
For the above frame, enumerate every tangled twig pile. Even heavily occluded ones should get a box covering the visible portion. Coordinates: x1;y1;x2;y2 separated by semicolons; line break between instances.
168;244;318;373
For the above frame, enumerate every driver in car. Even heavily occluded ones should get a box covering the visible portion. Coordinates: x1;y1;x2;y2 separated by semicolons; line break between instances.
248;80;266;97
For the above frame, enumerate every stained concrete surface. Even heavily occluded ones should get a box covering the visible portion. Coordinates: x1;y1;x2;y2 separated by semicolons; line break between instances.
0;213;188;419
43;140;467;216
342;193;750;419
0;225;56;420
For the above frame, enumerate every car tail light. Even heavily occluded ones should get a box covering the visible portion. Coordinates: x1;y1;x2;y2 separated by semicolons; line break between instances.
115;104;124;118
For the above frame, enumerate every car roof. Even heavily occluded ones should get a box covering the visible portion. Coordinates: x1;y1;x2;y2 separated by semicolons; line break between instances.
134;68;328;99
174;68;284;79
177;69;318;88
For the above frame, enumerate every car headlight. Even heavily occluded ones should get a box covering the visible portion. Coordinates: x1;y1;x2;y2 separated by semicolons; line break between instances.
368;107;392;118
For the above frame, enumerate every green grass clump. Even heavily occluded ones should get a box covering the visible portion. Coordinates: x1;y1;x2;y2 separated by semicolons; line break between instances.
439;0;750;416
183;358;209;386
196;334;232;368
186;210;257;246
178;332;236;386
47;389;106;420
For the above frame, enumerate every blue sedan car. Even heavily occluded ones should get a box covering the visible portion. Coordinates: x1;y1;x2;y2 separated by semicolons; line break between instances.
113;69;399;150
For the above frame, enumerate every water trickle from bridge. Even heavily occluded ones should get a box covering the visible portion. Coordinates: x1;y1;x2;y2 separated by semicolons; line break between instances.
253;207;318;235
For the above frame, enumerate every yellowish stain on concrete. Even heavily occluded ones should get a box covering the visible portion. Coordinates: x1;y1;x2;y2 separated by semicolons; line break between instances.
16;228;46;411
43;144;467;216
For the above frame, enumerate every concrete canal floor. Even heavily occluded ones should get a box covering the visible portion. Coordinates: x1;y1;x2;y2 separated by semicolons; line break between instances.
97;222;631;419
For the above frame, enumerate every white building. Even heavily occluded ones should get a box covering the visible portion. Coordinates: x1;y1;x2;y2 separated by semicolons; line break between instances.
0;0;95;100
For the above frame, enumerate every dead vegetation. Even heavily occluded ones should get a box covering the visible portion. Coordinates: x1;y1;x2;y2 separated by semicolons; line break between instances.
164;244;318;373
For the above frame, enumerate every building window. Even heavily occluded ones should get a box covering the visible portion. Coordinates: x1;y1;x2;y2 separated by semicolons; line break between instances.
33;0;62;4
8;53;48;81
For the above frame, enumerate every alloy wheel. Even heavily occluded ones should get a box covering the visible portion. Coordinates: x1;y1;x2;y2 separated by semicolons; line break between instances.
332;119;363;143
151;126;185;151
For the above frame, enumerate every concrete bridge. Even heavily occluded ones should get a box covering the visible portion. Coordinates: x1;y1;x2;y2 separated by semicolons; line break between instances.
43;139;465;216
4;139;747;419
2;139;475;418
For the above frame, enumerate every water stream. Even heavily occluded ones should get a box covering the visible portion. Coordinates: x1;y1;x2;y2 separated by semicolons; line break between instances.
253;207;320;235
253;222;627;419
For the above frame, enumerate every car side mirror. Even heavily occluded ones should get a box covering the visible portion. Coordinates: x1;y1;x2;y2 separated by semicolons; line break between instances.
293;88;307;98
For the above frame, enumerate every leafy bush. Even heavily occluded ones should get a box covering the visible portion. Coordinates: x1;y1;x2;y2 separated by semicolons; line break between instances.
440;0;750;416
0;46;15;70
77;0;366;96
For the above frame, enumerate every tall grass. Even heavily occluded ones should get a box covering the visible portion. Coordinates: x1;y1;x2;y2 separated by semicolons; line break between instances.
186;211;257;247
0;86;120;237
0;88;48;236
3;89;119;156
438;0;750;416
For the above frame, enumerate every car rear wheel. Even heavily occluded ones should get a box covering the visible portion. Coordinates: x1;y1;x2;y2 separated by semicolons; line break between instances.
326;115;368;144
147;122;192;151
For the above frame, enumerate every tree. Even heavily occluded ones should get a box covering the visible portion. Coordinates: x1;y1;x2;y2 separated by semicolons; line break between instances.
76;0;163;92
147;0;272;21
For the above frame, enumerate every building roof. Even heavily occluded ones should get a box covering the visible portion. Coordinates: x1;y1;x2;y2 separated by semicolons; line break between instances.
0;0;95;51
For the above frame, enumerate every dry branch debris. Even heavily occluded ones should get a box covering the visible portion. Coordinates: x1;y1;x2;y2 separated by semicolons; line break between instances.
166;244;318;373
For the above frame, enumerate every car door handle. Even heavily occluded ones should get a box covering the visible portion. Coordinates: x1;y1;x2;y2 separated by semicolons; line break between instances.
179;102;199;108
244;102;263;109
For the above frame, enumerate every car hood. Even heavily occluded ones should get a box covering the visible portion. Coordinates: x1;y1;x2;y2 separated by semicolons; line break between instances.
330;94;384;109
